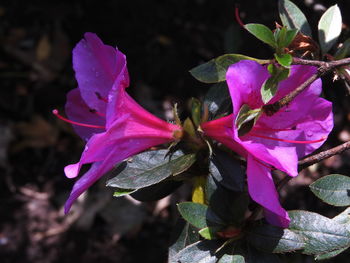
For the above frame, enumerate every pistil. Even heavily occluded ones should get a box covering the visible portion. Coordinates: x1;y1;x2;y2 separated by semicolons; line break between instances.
53;109;105;129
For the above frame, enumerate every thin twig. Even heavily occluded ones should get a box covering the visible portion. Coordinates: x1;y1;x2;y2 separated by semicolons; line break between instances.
298;141;350;171
263;57;350;115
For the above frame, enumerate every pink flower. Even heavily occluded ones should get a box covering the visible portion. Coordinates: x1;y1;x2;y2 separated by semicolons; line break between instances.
54;33;181;213
202;60;333;227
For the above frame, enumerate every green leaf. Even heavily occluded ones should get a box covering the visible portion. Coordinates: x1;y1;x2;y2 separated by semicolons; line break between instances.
288;210;350;255
333;207;350;225
106;150;196;189
199;226;222;240
310;174;350;206
209;148;245;192
130;180;182;202
261;64;290;104
218;254;245;263
278;0;312;36
190;54;269;83
245;24;276;48
247;224;305;253
168;220;200;263
318;4;342;54
204;82;231;120
113;188;136;197
315;246;349;261
235;104;262;136
334;38;350;59
178;202;209;229
206;174;249;226
175;240;222;263
274;53;292;68
284;29;299;47
191;98;202;127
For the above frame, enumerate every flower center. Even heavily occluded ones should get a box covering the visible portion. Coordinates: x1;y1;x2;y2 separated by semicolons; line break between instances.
52;109;105;129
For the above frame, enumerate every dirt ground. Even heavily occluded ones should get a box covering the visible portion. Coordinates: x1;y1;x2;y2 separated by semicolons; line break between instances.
1;0;350;262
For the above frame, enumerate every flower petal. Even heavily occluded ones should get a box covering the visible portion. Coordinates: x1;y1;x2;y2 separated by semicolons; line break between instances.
65;88;105;141
247;154;290;227
73;32;128;113
226;60;269;114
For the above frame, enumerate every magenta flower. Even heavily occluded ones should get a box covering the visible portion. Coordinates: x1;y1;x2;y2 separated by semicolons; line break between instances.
54;33;181;213
202;60;333;227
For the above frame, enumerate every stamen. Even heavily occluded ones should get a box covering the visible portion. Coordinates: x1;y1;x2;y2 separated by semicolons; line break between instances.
53;109;105;129
95;92;108;103
253;127;293;132
89;109;106;117
235;5;245;28
249;132;326;144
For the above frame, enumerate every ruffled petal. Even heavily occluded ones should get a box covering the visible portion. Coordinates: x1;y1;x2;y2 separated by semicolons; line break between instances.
247;154;290;227
73;32;128;113
65;88;105;141
226;60;269;114
64;135;177;213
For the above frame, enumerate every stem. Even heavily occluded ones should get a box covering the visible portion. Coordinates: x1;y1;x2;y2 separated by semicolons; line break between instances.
263;57;350;116
298;141;350;171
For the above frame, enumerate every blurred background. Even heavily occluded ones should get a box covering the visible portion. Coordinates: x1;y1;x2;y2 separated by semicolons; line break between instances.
0;0;350;262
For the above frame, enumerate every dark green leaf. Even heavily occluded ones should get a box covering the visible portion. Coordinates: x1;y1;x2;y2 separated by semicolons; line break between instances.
130;180;182;202
192;98;202;127
247;224;305;253
261;65;290;104
315;246;349;261
288;210;350;255
107;150;196;189
284;29;298;47
335;38;350;59
204;82;231;120
245;24;276;48
278;0;312;36
209;148;245;192
178;202;209;229
206;174;249;226
113;188;136;197
318;4;342;54
190;54;269;83
218;254;245;263
199;226;222;240
235;104;261;136
310;174;350;206
169;220;200;263
274;53;292;68
175;240;222;263
247;244;281;263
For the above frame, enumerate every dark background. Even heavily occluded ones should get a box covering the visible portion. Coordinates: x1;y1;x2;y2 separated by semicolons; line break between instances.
0;0;350;262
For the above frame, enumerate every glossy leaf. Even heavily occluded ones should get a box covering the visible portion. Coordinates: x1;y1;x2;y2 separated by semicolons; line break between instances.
261;64;290;104
204;82;231;120
107;150;196;189
190;54;268;83
278;0;312;36
178;202;208;229
209;148;245;192
175;240;221;263
130;180;182;202
113;188;136;197
315;246;349;261
310;174;350;206
318;4;342;54
274;53;292;68
245;24;277;48
247;224;305;253
218;254;245;263
288;210;350;255
168;220;200;263
333;207;350;225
